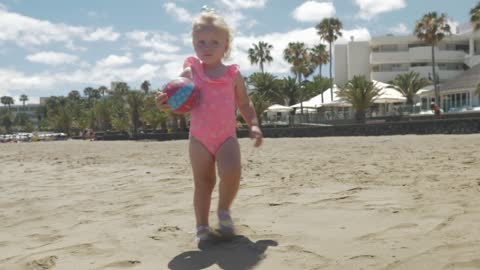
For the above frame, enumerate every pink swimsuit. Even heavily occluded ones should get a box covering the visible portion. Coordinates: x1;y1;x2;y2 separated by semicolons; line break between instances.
183;57;239;156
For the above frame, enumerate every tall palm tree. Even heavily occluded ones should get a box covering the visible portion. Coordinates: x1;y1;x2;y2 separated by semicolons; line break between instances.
248;41;274;73
337;76;381;122
98;86;108;97
414;12;451;105
471;2;480;31
316;17;343;101
0;96;14;111
389;71;430;105
141;80;151;94
84;87;101;108
310;44;329;77
283;42;311;84
67;90;81;102
20;94;28;107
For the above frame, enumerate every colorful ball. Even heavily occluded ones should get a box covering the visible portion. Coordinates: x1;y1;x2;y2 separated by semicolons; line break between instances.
163;77;200;113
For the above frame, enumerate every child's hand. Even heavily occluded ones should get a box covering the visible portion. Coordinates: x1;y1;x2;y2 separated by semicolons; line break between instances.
249;125;263;147
155;91;170;111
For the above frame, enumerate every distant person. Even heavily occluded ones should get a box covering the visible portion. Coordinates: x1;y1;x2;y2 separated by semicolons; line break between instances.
156;9;263;248
430;102;442;118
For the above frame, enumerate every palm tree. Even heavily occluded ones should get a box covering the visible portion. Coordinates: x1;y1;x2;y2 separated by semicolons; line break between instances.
337;76;381;122
98;86;108;97
141;95;168;131
248;72;283;104
84;87;101;109
316;17;343;101
302;76;331;103
141;80;151;94
248;41;274;73
126;91;145;136
280;76;303;106
1;113;13;133
67;90;81;102
471;2;480;31
414;12;451;106
0;96;14;111
389;71;430;105
20;94;28;107
310;44;329;77
249;91;269;126
283;42;311;84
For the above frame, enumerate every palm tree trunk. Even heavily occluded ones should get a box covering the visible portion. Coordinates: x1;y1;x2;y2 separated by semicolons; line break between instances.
260;62;264;73
329;41;333;101
431;45;439;106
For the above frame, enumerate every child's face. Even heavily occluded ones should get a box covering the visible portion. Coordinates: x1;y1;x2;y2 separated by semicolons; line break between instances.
192;25;228;65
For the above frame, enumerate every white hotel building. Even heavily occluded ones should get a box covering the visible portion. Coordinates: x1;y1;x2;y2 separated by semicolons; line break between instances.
335;26;480;113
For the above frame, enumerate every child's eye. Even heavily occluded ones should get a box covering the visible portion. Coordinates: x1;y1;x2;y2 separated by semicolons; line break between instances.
197;40;206;46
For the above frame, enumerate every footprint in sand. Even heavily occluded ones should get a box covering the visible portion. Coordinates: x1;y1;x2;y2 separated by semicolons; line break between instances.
100;260;141;269
25;255;58;270
149;226;181;240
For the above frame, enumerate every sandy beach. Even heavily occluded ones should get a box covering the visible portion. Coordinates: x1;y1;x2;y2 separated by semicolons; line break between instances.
1;135;480;270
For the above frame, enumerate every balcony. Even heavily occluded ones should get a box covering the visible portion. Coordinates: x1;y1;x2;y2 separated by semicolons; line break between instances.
408;47;466;62
371;68;462;83
370;51;409;64
371;71;405;82
371;47;467;65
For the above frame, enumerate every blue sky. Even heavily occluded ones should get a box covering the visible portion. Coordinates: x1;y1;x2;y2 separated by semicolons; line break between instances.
0;0;477;104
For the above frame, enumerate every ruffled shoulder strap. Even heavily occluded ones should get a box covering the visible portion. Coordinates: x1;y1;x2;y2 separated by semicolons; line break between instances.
183;56;201;70
226;64;240;80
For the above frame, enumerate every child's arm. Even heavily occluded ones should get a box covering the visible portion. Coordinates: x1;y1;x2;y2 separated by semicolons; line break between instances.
235;72;263;147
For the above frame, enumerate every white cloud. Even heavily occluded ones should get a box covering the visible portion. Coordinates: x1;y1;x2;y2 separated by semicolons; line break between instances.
83;27;119;41
126;31;180;53
142;52;189;63
96;54;132;67
0;63;167;101
218;0;268;9
354;0;406;20
447;19;460;34
0;8;120;48
26;51;79;66
388;23;409;34
292;1;336;23
163;2;192;23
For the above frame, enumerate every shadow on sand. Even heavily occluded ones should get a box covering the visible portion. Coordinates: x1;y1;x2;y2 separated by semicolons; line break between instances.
168;235;278;270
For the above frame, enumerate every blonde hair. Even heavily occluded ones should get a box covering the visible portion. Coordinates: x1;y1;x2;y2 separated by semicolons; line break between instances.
192;11;233;60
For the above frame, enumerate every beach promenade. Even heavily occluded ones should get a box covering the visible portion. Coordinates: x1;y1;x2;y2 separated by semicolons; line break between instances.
1;135;480;269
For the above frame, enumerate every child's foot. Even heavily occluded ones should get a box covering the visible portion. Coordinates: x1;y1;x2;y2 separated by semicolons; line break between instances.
217;210;235;239
195;225;221;250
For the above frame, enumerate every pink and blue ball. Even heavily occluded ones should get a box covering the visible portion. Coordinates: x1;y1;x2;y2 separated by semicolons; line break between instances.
164;77;200;113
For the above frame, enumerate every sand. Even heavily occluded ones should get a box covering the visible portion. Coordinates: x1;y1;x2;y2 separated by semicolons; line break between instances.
1;135;480;270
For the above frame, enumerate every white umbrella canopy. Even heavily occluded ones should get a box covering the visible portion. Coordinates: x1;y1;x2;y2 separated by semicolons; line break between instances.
265;104;294;112
322;99;352;107
290;101;319;109
373;81;407;104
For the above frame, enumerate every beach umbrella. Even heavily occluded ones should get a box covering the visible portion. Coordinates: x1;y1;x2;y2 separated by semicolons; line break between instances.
265;104;294;113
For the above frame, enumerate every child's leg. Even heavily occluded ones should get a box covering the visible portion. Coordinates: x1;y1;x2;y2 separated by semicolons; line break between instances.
189;137;216;228
215;137;241;216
